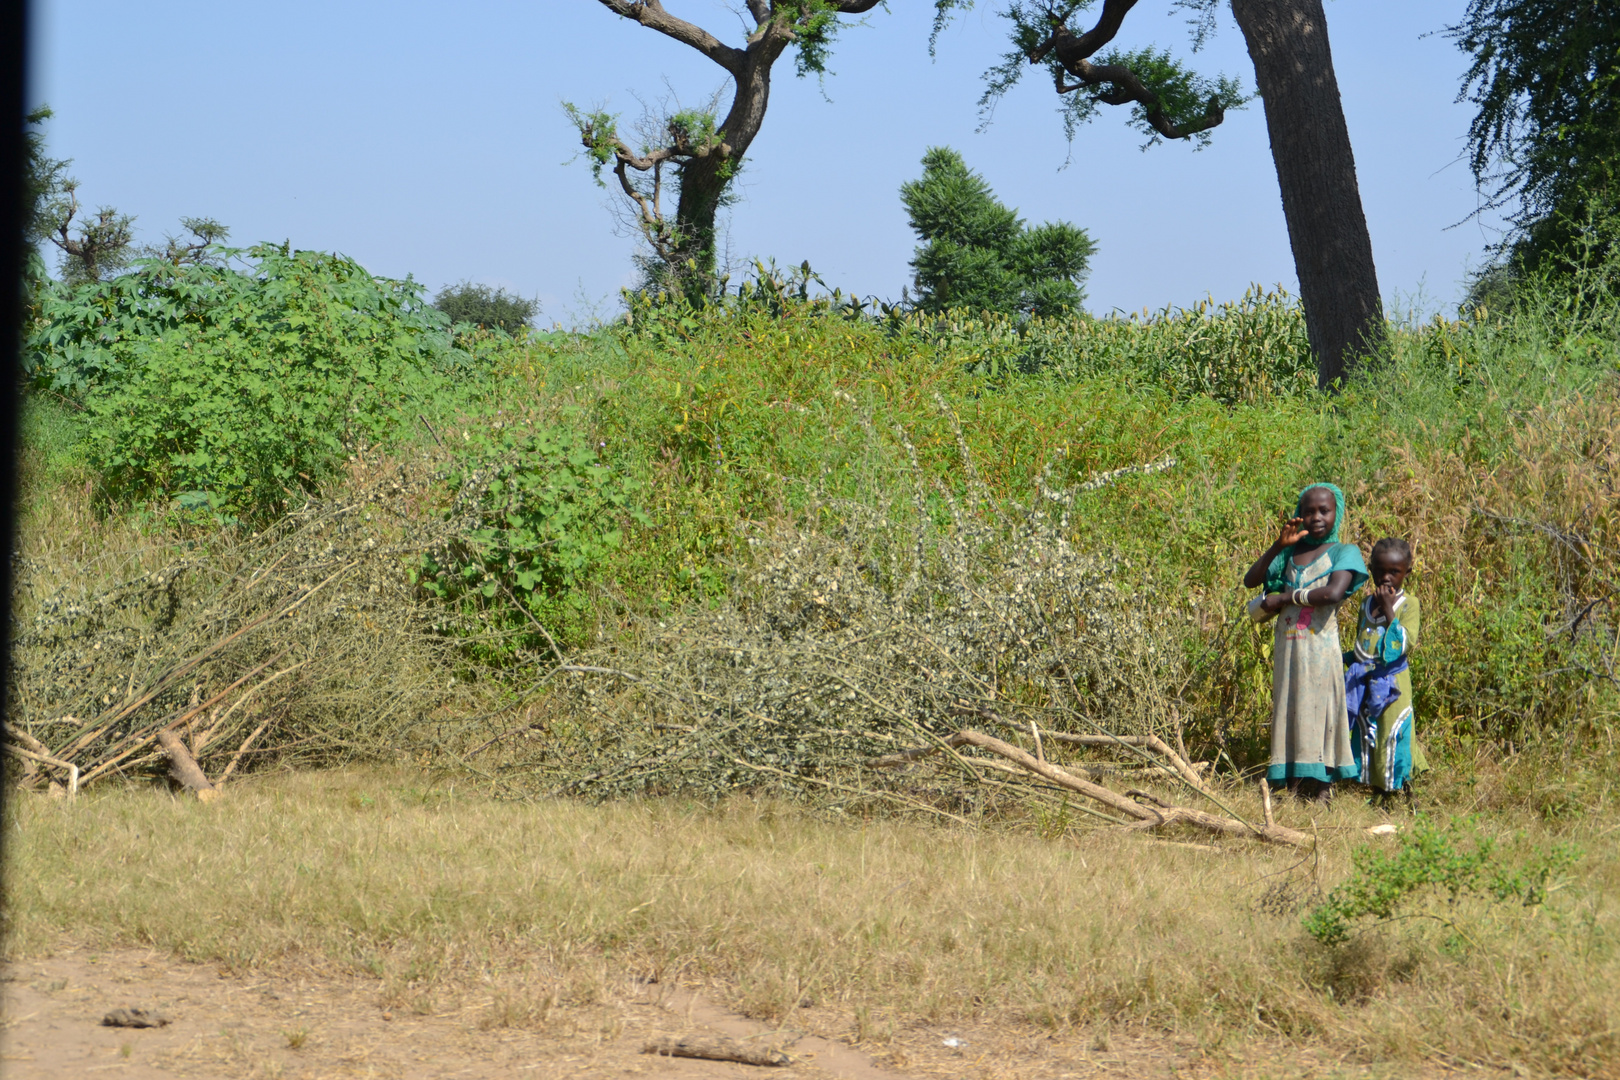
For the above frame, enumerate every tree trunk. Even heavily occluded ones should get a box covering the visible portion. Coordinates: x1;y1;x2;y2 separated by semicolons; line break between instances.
1230;0;1384;388
672;45;778;297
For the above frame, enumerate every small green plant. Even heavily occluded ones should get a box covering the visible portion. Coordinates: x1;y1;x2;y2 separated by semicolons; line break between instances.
418;420;646;653
1303;816;1579;947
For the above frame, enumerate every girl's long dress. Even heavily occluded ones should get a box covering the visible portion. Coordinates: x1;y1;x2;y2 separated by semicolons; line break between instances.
1268;549;1359;786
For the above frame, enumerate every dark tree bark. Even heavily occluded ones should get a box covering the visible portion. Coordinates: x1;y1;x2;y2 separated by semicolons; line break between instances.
1230;0;1385;387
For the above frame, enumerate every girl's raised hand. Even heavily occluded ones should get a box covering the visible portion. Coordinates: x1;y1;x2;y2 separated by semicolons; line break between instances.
1276;513;1308;548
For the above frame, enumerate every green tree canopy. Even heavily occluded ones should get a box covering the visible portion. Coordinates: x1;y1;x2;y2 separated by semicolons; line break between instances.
433;281;540;334
1451;0;1620;269
932;1;1387;390
568;0;884;304
901;147;1096;317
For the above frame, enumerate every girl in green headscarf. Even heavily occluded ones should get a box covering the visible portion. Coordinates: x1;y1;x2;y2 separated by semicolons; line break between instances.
1242;483;1369;802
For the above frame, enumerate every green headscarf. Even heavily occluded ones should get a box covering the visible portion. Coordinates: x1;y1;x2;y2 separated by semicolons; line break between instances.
1263;482;1369;596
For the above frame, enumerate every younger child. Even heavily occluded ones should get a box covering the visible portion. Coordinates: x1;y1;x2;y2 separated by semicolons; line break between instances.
1345;537;1427;796
1243;483;1369;802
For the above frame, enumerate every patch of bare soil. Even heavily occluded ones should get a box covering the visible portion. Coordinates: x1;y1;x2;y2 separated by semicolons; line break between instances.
2;946;1433;1079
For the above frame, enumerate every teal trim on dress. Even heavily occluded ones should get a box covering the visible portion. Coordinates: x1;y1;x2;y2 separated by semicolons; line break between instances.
1267;762;1361;784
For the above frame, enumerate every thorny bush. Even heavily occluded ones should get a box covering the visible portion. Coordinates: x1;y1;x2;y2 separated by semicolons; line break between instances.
503;404;1188;807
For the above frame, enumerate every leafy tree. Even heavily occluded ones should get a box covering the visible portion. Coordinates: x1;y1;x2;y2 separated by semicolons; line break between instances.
433;281;540;334
151;217;232;268
23;108;138;286
1450;0;1620;270
567;0;883;302
901;146;1095;316
40;179;138;285
23;107;68;297
24;111;230;287
935;0;1387;389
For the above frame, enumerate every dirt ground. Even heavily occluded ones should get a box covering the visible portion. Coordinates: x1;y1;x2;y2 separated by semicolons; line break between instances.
1;945;1438;1080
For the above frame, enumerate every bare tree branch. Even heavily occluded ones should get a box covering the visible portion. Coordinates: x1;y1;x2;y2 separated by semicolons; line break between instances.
595;0;745;76
1030;0;1139;64
1053;61;1225;141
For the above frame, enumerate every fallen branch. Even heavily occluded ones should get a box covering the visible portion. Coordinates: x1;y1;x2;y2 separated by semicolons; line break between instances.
643;1033;789;1067
156;730;221;802
3;742;79;798
871;729;1310;847
1038;731;1210;791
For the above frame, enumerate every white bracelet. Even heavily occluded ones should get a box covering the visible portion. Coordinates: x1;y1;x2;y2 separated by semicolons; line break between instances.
1292;588;1311;607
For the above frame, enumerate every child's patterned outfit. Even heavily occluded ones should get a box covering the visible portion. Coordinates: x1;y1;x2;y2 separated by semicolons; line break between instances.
1344;592;1427;792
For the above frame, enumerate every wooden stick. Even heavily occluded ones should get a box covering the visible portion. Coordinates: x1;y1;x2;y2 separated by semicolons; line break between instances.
60;561;353;761
1261;778;1276;829
218;715;275;784
78;649;291;786
1030;720;1044;764
872;730;1311;847
192;658;310;755
642;1034;789;1067
3;743;79;797
1;721;50;756
1037;732;1211;792
156;730;221;801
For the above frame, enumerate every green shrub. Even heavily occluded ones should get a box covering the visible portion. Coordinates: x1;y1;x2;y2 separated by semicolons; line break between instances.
1303;817;1579;948
417;419;647;654
27;243;462;522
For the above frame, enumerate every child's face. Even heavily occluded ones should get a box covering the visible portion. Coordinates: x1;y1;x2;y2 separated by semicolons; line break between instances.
1298;487;1337;541
1371;551;1412;590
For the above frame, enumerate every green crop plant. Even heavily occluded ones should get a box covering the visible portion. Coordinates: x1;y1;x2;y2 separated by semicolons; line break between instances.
27;243;466;523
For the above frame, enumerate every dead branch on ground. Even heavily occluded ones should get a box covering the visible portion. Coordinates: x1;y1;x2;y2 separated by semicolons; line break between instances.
871;730;1310;847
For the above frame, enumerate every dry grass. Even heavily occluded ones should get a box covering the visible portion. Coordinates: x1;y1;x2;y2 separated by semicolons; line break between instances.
6;768;1616;1077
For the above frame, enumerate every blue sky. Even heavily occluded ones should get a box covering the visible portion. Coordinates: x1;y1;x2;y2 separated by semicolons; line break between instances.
32;1;1505;323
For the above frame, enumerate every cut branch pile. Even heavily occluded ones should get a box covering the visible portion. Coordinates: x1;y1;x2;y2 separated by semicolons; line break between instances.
6;459;505;794
870;729;1308;847
467;405;1298;844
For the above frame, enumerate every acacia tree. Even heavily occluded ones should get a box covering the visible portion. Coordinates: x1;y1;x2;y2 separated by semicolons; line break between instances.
570;0;881;301
937;0;1385;388
1450;0;1619;270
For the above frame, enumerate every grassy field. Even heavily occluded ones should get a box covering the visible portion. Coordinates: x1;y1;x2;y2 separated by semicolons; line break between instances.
10;261;1620;1076
6;767;1615;1077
